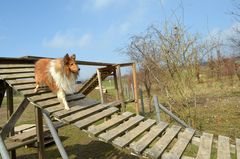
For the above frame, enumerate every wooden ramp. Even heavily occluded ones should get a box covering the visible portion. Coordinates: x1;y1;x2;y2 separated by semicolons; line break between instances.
0;62;239;159
78;66;115;95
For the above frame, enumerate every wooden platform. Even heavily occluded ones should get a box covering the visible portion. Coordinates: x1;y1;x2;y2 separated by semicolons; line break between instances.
0;62;239;159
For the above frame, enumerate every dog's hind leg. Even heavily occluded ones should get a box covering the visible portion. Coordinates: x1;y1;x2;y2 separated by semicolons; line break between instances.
57;90;70;110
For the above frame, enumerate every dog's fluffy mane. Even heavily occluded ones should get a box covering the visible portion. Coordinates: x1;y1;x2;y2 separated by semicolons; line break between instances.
35;56;78;94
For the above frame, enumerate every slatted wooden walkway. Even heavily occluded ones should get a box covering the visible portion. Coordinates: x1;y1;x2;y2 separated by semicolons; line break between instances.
0;62;239;159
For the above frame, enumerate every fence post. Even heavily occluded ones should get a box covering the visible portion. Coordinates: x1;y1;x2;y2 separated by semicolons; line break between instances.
132;63;139;114
153;95;161;123
139;88;145;116
116;65;125;112
97;69;104;104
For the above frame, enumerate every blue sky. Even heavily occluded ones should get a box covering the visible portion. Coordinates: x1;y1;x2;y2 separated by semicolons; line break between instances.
0;0;236;79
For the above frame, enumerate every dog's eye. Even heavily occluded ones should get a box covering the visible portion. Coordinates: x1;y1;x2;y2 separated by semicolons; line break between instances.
70;63;73;66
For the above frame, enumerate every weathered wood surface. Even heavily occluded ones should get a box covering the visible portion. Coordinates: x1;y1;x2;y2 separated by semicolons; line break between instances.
62;102;114;123
196;133;213;159
162;128;195;159
74;107;119;129
129;121;168;155
112;119;156;148
88;112;134;136
0;68;34;74
14;83;39;90
0;64;35;69
217;135;231;159
99;115;144;142
29;92;56;102
144;125;181;159
7;78;35;85
14;124;36;134
236;138;240;159
53;100;114;119
0;73;35;80
20;88;51;96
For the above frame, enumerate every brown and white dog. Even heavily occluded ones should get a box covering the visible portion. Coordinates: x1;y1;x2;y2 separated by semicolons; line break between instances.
34;54;80;110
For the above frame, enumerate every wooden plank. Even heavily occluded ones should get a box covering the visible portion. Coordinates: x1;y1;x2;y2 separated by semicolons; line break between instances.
29;92;56;102
99;115;144;142
0;72;35;80
14;124;36;134
5;138;37;151
0;68;34;74
36;93;85;108
112;119;156;148
162;128;195;159
9;127;49;142
88;111;134;136
14;83;38;90
116;65;125;112
236;138;240;159
7;78;35;85
35;107;45;159
0;64;35;69
196;133;213;159
74;107;119;129
1;98;30;139
144;125;181;159
62;102;113;123
20;89;51;96
132;63;139;114
217;135;231;159
129;121;168;154
44;98;100;114
53;100;116;119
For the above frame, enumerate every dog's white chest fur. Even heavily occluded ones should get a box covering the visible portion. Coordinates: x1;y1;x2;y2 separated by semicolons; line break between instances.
49;60;76;94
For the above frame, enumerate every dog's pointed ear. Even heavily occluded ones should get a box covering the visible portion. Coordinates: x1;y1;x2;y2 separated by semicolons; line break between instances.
71;54;76;60
64;53;70;64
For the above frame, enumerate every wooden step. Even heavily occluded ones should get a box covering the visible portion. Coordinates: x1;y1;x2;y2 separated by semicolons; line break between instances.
0;73;35;80
29;92;57;102
20;88;51;96
14;83;39;91
88;112;134;136
99;115;144;142
144;125;181;158
0;64;35;69
130;121;168;155
7;79;35;85
62;102;113;123
196;133;213;159
217;135;231;159
53;101;116;119
162;128;195;159
74;107;119;129
0;68;34;74
112;119;156;148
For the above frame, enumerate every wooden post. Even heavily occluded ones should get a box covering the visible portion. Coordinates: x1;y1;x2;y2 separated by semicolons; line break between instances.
0;80;6;107
97;69;104;104
131;84;134;99
139;88;145;116
6;86;16;159
35;107;45;159
116;65;125;112
113;69;119;100
153;95;161;123
132;63;139;114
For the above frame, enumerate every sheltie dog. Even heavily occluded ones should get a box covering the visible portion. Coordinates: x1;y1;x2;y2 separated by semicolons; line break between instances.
34;54;80;110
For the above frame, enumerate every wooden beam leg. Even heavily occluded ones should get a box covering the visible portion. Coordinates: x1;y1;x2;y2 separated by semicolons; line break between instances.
116;65;125;112
35;107;45;159
6;86;16;159
113;70;120;100
0;80;7;107
1;98;29;139
132;63;139;114
97;69;104;104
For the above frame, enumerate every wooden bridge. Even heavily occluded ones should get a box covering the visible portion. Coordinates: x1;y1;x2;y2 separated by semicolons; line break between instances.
0;56;239;159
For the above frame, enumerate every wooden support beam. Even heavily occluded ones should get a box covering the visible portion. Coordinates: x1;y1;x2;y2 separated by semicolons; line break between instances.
0;80;6;107
113;69;119;100
116;65;125;112
35;107;45;159
6;86;16;159
132;63;139;114
97;69;104;104
1;98;29;139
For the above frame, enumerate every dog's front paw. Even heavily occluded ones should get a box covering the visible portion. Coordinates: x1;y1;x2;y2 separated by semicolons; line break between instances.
65;107;70;111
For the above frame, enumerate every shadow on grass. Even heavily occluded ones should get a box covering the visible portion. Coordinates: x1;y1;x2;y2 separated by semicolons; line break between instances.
17;139;139;159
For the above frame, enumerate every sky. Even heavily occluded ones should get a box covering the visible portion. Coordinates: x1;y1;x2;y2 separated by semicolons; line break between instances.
0;0;236;79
